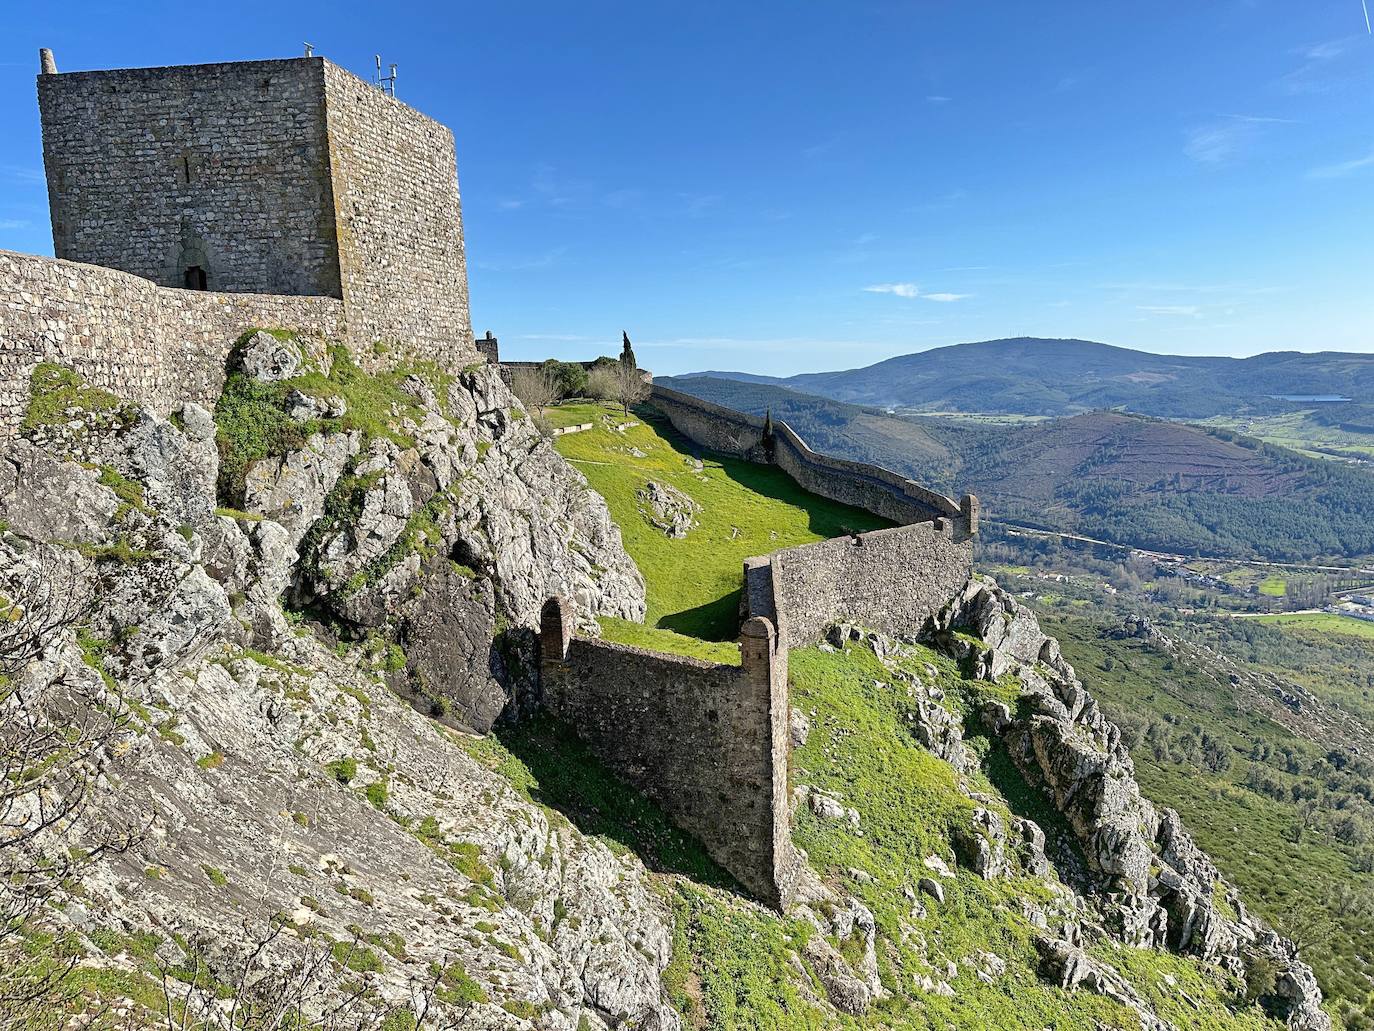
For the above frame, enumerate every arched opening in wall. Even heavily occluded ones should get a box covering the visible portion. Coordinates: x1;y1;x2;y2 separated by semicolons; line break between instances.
184;266;207;291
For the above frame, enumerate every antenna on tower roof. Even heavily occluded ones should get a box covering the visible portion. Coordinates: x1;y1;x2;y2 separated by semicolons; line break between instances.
374;54;397;97
303;42;315;57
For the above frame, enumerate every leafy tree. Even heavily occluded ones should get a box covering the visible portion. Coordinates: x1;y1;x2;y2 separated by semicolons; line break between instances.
1241;949;1279;1005
539;359;589;400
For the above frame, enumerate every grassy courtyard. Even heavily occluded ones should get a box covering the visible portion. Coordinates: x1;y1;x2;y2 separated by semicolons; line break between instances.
548;401;889;644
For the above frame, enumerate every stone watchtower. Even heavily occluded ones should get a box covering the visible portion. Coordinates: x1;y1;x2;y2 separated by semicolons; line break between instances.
36;52;474;362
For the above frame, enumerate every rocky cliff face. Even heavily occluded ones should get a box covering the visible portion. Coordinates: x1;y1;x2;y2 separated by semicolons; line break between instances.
1;343;669;1029
933;578;1330;1031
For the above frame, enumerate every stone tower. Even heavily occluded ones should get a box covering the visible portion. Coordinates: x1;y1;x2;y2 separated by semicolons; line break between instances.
36;54;474;362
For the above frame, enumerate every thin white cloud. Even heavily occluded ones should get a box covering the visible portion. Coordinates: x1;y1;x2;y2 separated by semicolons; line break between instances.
497;199;525;210
0;165;43;185
474;245;569;272
802;135;843;159
1099;280;1279;296
863;284;969;302
1309;148;1374;179
1282;36;1365;94
0;219;30;230
925;95;950;105
602;188;644;209
681;193;721;218
636;336;874;355
1183;115;1293;166
908;189;968;214
864;283;921;298
1137;304;1202;317
1301;39;1352;61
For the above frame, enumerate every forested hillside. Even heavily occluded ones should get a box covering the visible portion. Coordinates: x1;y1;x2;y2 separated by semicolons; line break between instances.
660;375;1374;562
1044;612;1374;1029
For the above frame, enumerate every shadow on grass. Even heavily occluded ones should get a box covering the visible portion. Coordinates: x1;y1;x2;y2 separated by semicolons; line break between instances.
657;591;741;642
637;406;892;541
494;714;742;894
975;724;1093;888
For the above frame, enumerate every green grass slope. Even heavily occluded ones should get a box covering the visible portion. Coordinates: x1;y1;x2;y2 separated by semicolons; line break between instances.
548;402;889;643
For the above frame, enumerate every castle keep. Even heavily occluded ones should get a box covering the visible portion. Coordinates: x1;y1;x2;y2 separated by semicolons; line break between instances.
38;55;472;357
0;51;476;436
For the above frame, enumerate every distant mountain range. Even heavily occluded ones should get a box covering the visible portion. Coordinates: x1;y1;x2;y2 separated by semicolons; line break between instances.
656;373;1374;562
689;337;1374;419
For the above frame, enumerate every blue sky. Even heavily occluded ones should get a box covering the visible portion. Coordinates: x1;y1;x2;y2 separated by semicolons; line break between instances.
2;1;1372;375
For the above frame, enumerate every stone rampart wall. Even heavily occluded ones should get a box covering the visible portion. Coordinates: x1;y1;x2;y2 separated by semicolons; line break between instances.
0;250;345;437
752;522;973;649
538;598;798;908
650;383;769;457
536;385;978;907
650;384;973;533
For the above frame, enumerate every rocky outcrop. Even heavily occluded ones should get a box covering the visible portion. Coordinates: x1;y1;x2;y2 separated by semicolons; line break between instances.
935;577;1331;1031
222;361;648;731
635;479;699;538
0;354;671;1029
790;868;884;1016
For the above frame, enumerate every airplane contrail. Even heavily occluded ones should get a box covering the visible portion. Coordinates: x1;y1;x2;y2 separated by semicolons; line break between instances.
1364;0;1372;34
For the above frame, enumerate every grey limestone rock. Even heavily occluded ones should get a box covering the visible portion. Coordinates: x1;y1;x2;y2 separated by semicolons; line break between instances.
243;430;361;545
954;807;1011;880
233;329;306;382
635;479;700;539
805;787;861;831
95;405;218;526
940;577;1331;1030
399;561;505;732
0;439;117;543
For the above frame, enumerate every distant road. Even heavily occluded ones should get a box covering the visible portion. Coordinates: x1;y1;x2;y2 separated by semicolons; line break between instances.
988;519;1374;576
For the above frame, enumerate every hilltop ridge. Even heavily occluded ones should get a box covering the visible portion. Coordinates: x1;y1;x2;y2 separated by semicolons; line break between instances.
659;374;1374;562
688;337;1374;419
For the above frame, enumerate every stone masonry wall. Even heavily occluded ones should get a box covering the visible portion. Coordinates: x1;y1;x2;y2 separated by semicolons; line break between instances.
753;522;974;649
321;62;474;367
39;59;341;298
0;250;344;437
538;598;799;908
650;384;769;457
650;384;974;534
650;381;976;645
535;385;976;908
